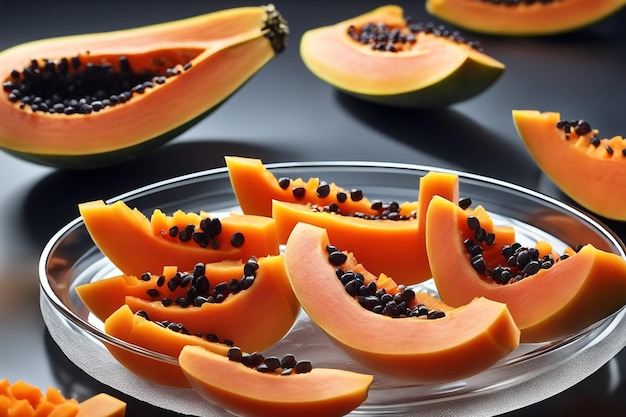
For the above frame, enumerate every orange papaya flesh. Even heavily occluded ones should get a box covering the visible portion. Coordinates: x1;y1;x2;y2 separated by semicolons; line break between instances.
103;304;231;387
513;110;626;220
0;379;125;417
426;0;626;36
178;345;373;417
273;170;460;286
117;256;300;353
225;155;416;217
78;199;279;277
75;265;181;321
426;195;626;342
284;222;520;383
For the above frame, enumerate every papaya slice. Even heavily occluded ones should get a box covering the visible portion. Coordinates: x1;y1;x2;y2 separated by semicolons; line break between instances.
283;222;520;383
225;155;399;217
226;155;460;285
426;195;626;343
78;256;300;354
0;379;126;417
179;345;373;417
0;5;287;168
513;109;626;220
426;0;626;36
78;199;280;278
103;304;231;387
299;5;504;108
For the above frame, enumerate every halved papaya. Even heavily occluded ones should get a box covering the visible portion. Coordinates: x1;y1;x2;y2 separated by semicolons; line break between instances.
0;379;126;417
513;110;626;221
103;304;231;387
78;256;300;354
299;5;504;107
426;0;626;36
78;199;280;278
178;345;373;417
426;195;626;343
283;222;520;383
226;155;460;285
0;5;287;168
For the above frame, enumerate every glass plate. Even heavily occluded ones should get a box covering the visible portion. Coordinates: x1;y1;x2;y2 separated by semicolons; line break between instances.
39;161;626;417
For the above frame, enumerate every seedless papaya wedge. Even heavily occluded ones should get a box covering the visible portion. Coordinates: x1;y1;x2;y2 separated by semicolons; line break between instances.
426;0;626;36
426;195;626;342
78;256;299;354
78;199;280;278
513;110;626;220
300;5;504;107
179;345;373;417
226;155;460;285
0;5;287;168
103;304;231;387
0;379;126;417
284;222;520;383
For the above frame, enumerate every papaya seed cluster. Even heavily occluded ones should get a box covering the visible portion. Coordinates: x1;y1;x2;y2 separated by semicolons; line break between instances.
326;244;446;319
556;119;626;157
2;54;191;115
226;347;313;376
347;19;482;52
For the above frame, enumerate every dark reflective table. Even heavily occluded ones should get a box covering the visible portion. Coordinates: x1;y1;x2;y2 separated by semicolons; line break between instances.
2;1;626;415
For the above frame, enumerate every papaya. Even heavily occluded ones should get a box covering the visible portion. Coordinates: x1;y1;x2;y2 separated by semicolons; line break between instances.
299;5;504;108
283;222;520;383
513;110;626;221
103;304;231;387
425;195;626;343
426;0;626;36
226;155;461;285
78;256;300;354
78;199;280;278
0;5;287;168
224;155;402;218
0;379;126;417
178;345;373;417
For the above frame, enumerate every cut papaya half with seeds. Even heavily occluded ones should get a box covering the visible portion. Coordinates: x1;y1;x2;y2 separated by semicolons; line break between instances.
0;5;287;168
513;109;626;221
426;0;626;36
179;345;373;417
426;195;626;343
78;199;280;278
283;222;520;383
78;256;300;354
226;155;461;285
299;5;504;108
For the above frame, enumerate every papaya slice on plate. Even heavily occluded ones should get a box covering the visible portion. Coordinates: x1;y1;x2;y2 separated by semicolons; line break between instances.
426;195;626;343
78;199;280;278
299;5;504;107
78;256;300;354
226;155;460;285
283;222;520;383
426;0;626;36
225;155;399;217
178;345;373;417
513;109;626;221
0;5;287;168
103;304;231;387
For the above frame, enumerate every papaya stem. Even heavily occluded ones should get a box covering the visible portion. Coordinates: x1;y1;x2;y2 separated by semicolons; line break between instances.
262;4;289;54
